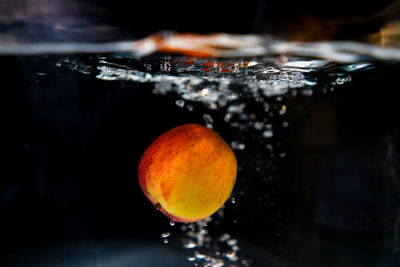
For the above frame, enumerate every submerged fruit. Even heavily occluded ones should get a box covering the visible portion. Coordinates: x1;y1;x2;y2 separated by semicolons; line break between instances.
138;124;237;223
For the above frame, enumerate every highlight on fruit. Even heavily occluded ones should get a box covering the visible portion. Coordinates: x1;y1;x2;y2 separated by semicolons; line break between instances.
138;124;237;223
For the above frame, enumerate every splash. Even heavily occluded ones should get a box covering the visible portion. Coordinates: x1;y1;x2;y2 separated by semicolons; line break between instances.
59;51;374;267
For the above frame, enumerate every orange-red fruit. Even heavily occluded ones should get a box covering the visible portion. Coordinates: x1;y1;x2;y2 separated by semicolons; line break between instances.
138;124;237;223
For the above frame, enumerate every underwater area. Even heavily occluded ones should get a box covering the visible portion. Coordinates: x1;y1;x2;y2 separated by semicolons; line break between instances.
1;0;400;266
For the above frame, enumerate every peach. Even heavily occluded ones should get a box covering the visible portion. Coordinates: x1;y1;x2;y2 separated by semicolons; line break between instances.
138;124;237;223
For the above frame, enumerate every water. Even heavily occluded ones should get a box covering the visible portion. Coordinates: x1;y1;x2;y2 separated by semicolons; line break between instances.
1;38;400;267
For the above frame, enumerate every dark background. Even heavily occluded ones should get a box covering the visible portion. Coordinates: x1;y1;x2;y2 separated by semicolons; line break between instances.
0;0;399;42
1;0;400;266
1;54;400;266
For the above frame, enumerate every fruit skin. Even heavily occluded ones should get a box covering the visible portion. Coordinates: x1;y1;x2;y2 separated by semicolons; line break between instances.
138;124;237;223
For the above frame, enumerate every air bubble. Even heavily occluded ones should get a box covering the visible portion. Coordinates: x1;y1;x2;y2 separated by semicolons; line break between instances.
217;208;225;218
253;121;264;130
230;122;239;128
231;141;245;150
186;104;194;112
203;114;214;129
175;99;185;108
227;103;246;114
227;239;238;246
183;240;197;249
242;259;249;265
219;233;231;242
163;239;169;244
187;256;196;262
263;130;274;138
154;202;161;210
211;259;224;267
218;97;228;107
279;105;287;115
195;251;207;259
263;102;270;112
231;197;236;204
160;61;171;72
225;251;238;261
239;113;249;121
170;220;175;226
204;101;218;110
162;232;171;238
232;245;240;252
336;77;346;85
201;88;210;96
224;113;232;122
301;89;313;96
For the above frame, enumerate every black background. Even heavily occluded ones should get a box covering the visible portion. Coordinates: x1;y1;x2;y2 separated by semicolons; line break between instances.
1;0;400;266
1;54;400;266
0;0;398;42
